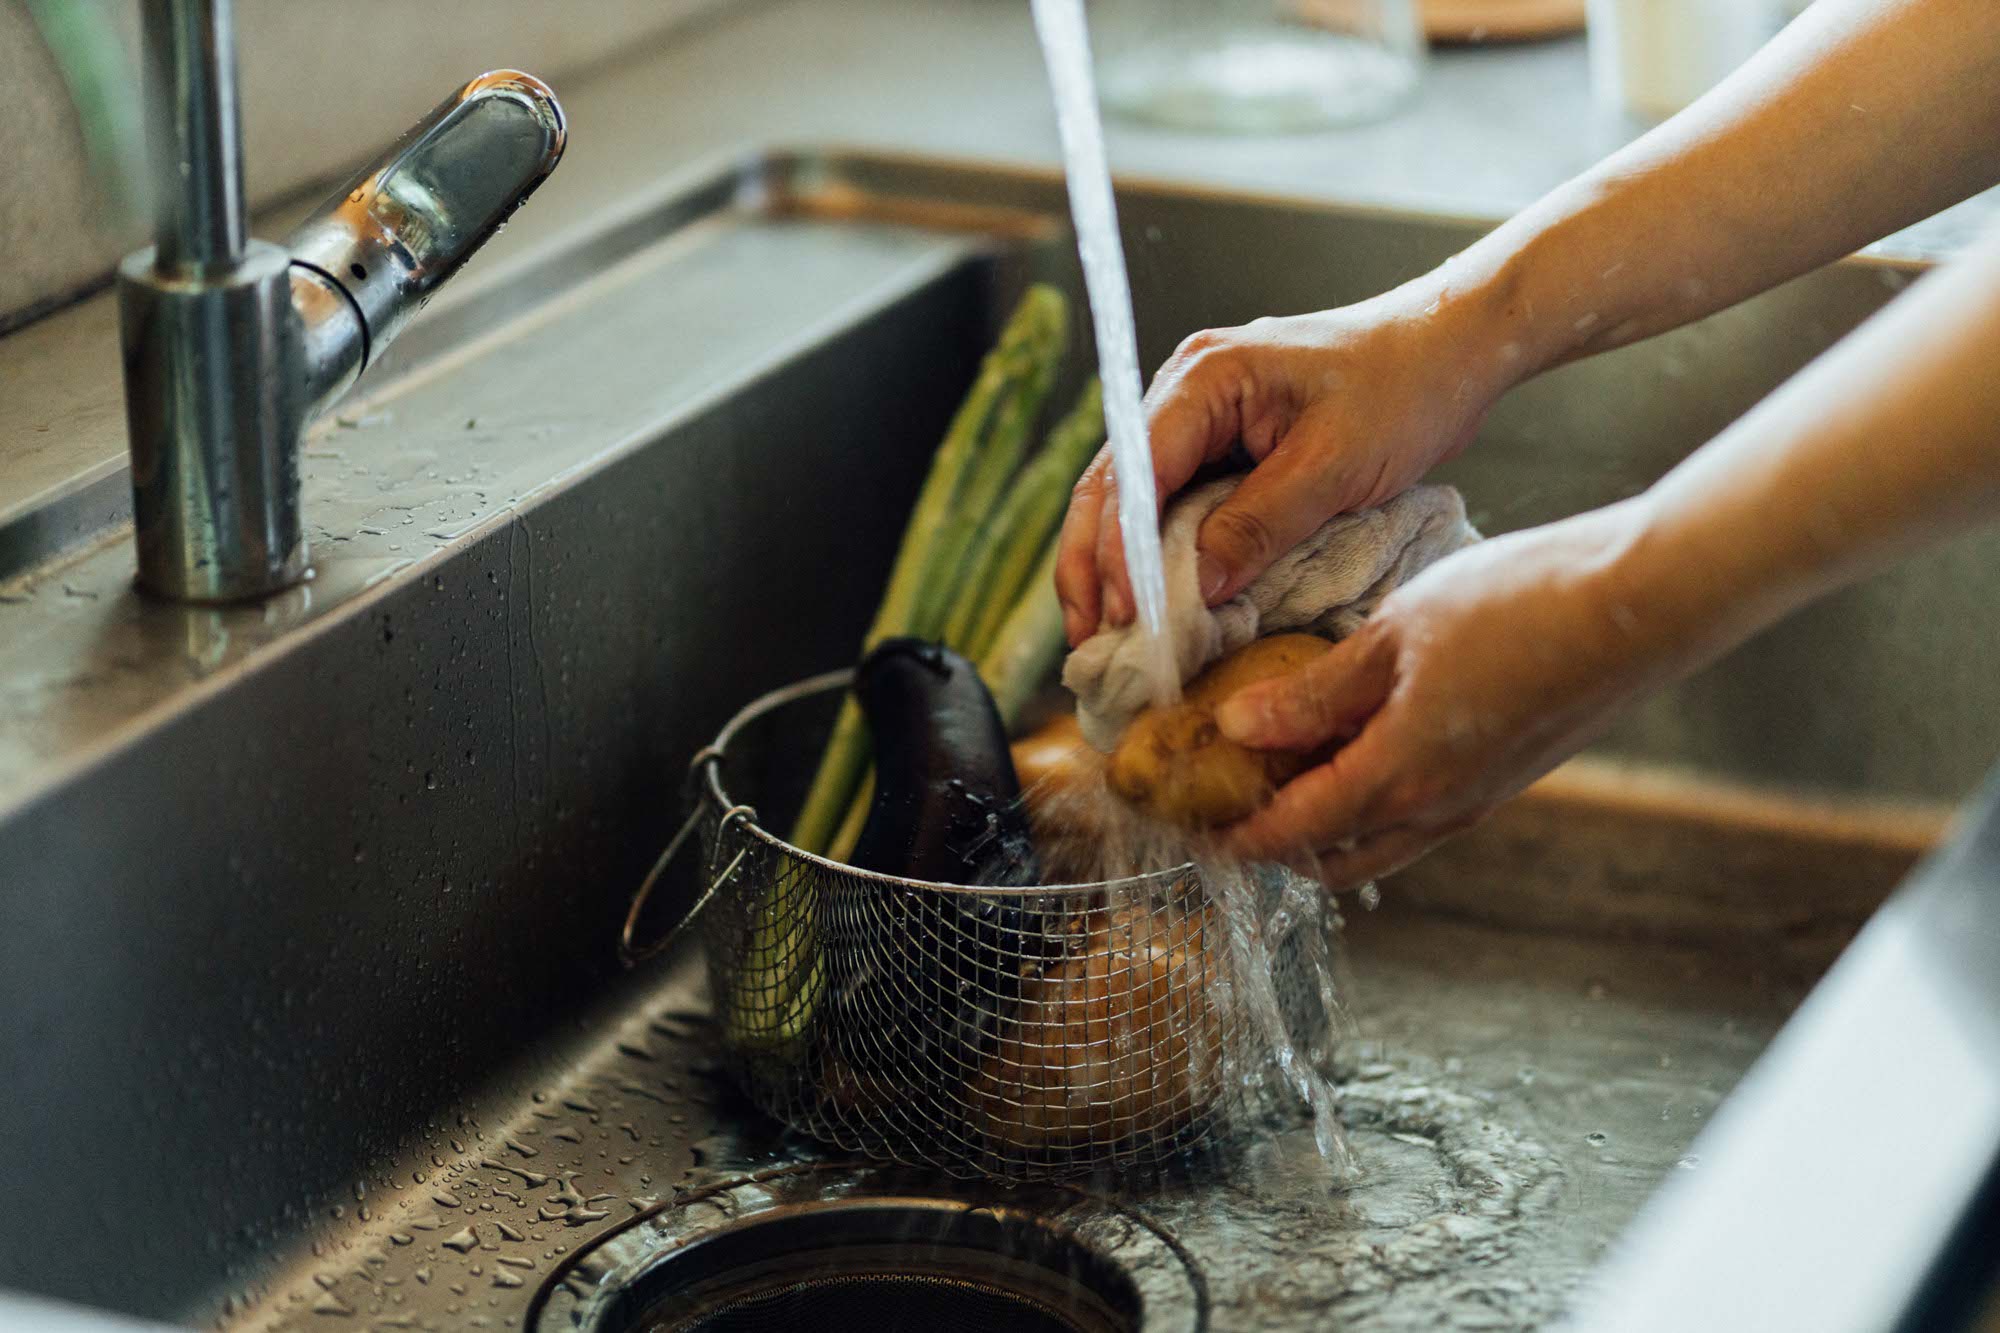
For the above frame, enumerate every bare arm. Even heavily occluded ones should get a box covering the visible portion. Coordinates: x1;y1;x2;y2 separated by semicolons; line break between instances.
1057;0;2000;642
1474;0;2000;369
1220;223;2000;887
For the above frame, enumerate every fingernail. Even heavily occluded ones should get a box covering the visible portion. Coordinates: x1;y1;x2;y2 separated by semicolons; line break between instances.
1197;553;1229;604
1104;583;1133;627
1215;692;1264;743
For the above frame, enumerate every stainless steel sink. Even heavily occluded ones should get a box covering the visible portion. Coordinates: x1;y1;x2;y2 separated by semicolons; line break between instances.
1;150;1993;1331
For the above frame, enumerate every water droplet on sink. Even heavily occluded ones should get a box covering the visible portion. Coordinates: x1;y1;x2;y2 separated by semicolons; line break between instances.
1584;1132;1607;1147
442;1226;479;1253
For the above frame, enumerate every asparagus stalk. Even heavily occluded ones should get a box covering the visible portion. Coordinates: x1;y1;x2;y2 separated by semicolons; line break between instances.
954;379;1104;661
826;772;874;866
914;314;1068;638
789;285;1069;855
824;382;1100;858
724;287;1070;1053
977;536;1069;730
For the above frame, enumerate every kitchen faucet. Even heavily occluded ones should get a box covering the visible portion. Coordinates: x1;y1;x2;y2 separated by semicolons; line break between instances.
118;0;565;601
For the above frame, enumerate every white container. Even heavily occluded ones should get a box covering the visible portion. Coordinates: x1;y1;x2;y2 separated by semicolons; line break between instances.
1587;0;1783;122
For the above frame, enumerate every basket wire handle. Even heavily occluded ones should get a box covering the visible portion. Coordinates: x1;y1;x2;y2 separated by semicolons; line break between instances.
618;746;754;967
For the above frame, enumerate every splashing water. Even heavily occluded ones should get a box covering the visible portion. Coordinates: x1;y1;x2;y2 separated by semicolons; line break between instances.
1211;859;1355;1174
1023;752;1356;1178
1030;0;1350;1177
1031;0;1178;707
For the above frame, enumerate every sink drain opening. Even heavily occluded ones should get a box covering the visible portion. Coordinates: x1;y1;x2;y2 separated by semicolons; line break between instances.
598;1202;1142;1333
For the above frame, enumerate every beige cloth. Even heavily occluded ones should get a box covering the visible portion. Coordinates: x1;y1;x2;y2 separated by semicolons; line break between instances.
1063;478;1480;751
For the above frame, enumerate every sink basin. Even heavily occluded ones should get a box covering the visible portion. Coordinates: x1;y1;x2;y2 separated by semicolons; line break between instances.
1;150;1992;1331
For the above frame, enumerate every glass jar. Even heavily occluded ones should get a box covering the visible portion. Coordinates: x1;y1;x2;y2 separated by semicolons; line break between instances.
1093;0;1424;134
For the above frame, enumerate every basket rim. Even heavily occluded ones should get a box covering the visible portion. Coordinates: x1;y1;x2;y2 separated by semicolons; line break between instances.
699;668;1198;899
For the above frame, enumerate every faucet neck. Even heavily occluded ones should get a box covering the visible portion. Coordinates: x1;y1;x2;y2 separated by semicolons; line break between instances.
139;0;246;277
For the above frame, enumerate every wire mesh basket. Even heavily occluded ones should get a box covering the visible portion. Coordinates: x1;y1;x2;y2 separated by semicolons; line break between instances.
625;670;1331;1181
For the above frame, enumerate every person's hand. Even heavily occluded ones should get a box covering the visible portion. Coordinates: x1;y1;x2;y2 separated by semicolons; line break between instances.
1214;500;1711;888
1055;276;1521;647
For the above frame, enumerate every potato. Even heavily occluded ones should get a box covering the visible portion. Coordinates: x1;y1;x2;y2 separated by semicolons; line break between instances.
966;896;1222;1151
1010;711;1093;801
1106;634;1332;828
1009;711;1113;877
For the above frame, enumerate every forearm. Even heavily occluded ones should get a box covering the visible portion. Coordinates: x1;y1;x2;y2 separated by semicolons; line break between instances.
1442;0;2000;385
1616;223;2000;669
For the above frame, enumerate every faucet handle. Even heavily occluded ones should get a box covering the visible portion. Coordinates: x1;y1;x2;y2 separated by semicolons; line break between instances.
286;70;566;411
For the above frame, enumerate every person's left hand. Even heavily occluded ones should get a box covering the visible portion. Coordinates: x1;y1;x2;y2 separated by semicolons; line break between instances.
1216;499;1712;888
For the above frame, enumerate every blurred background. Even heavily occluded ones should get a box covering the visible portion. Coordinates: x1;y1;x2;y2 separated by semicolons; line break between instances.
20;0;1991;341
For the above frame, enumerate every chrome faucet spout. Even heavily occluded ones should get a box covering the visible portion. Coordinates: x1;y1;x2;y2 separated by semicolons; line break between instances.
287;71;566;415
117;0;565;603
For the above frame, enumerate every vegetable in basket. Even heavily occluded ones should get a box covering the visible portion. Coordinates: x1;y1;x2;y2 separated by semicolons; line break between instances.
789;286;1073;859
822;637;1045;1100
721;285;1100;1053
847;638;1036;884
967;894;1224;1152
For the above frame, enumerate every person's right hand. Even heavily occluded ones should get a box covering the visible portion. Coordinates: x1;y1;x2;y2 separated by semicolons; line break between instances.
1055;275;1524;648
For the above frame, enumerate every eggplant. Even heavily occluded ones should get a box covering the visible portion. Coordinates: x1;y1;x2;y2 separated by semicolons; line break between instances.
824;639;1044;1100
849;637;1036;883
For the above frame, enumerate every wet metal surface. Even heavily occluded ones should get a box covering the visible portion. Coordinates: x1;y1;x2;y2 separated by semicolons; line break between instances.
214;903;1801;1333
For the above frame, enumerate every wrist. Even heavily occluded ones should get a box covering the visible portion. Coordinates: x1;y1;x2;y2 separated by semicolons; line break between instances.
1388;255;1542;406
1598;483;1799;681
1457;177;1673;381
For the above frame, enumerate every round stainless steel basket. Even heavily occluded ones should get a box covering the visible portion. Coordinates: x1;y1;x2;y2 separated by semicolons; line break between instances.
626;670;1330;1181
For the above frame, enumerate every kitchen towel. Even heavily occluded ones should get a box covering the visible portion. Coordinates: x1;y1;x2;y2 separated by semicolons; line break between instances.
1064;477;1479;751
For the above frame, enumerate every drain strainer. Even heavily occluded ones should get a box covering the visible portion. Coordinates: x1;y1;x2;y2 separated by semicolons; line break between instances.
529;1164;1205;1333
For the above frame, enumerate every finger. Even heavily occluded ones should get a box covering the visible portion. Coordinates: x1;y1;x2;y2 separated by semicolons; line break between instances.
1093;345;1247;631
1095;486;1134;628
1223;729;1396;862
1194;427;1358;605
1216;626;1396;752
1056;450;1112;645
1143;337;1256;501
1311;826;1441;893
